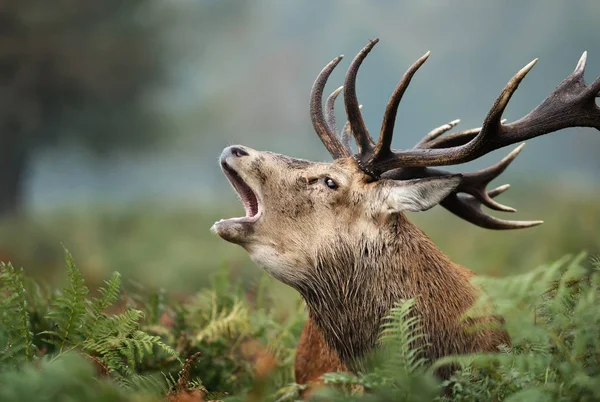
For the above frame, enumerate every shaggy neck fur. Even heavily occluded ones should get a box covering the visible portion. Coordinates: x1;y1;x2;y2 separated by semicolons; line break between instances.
295;214;501;372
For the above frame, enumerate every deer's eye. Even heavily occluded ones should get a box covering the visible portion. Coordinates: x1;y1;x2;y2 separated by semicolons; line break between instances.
324;177;338;190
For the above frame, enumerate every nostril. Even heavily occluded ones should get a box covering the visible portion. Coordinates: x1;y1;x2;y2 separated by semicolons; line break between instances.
230;146;249;158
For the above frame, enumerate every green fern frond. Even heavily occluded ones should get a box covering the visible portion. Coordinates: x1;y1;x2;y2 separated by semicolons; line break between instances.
318;299;439;401
436;253;600;401
43;249;90;353
0;262;35;364
379;299;428;375
96;309;145;339
87;272;121;335
115;372;168;395
83;308;179;375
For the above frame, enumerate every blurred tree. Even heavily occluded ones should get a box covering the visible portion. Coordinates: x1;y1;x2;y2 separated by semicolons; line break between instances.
0;0;167;215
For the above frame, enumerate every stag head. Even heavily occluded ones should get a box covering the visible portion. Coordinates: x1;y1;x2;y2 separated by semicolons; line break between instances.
212;144;460;285
212;39;600;285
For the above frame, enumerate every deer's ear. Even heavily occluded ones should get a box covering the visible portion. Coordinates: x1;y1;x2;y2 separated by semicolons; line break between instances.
383;175;462;213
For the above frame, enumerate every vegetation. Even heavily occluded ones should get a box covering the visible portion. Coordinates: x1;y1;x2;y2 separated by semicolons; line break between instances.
1;244;599;401
0;248;303;401
0;0;169;215
0;184;597;401
1;182;598;292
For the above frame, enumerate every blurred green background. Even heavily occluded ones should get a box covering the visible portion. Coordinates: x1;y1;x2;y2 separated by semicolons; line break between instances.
0;0;599;296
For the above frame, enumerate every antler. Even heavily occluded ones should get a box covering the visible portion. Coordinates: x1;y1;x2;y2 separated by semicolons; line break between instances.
356;48;600;176
440;185;543;230
384;142;543;229
323;85;362;155
423;54;600;152
344;39;378;155
310;56;350;159
405;117;545;229
308;40;599;229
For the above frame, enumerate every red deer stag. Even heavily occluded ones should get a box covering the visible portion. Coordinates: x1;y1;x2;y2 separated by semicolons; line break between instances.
212;39;600;392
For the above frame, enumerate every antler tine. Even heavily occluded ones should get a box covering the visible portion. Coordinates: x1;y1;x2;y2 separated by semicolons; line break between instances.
382;136;529;229
487;184;511;198
575;51;600;98
421;119;507;149
340;104;363;152
344;39;378;156
474;59;538;144
437;60;537;161
310;56;351;159
372;51;431;159
415;119;461;147
341;121;353;151
495;52;600;144
441;193;543;230
383;161;537;230
325;86;344;133
458;144;526;212
385;145;523;213
573;51;587;77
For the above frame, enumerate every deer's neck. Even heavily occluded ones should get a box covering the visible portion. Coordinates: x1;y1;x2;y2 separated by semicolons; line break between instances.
295;214;478;370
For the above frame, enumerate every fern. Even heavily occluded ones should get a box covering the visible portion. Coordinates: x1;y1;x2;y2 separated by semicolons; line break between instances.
87;271;121;335
42;249;90;352
5;241;599;401
317;299;440;402
115;372;169;396
0;262;35;364
378;299;429;376
435;253;600;401
35;250;181;377
0;249;183;392
195;299;251;343
83;308;179;376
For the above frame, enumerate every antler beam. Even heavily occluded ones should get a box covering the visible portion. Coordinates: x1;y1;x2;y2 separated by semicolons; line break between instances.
363;51;600;175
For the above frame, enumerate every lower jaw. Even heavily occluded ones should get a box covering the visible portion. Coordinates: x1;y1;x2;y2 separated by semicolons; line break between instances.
211;218;257;244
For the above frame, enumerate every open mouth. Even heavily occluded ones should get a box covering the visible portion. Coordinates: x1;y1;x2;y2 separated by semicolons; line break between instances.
216;162;261;226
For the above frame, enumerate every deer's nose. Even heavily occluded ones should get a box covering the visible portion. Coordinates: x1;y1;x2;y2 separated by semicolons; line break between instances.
221;146;249;161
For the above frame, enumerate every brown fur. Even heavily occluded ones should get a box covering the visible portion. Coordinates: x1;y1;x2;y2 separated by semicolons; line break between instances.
213;147;509;394
295;319;347;398
294;213;508;375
